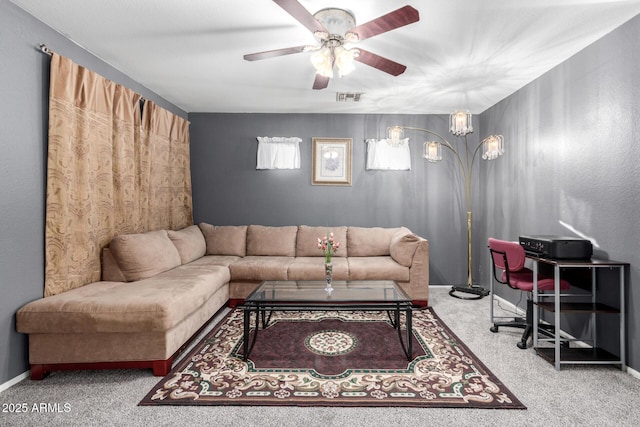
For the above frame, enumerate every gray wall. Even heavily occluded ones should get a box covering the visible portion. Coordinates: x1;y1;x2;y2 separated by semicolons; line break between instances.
191;14;640;372
478;14;640;370
189;113;481;287
0;0;185;385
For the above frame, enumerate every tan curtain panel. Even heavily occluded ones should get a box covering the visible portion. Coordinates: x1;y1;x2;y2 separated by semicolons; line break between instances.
45;54;192;297
140;101;192;231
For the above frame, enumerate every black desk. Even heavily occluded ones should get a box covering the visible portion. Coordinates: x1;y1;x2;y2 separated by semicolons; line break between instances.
528;255;628;370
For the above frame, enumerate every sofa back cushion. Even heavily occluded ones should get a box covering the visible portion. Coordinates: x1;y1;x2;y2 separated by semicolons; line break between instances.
247;225;298;256
199;223;247;256
390;227;422;267
101;248;127;282
109;230;181;282
347;226;400;256
296;225;348;257
167;225;206;264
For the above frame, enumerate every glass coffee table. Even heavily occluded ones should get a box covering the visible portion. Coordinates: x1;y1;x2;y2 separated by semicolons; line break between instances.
238;280;413;361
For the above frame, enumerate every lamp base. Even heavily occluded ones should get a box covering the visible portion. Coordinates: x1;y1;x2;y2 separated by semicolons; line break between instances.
449;285;489;300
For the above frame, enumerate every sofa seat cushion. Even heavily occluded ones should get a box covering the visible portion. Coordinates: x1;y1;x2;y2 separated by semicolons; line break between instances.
288;257;349;280
229;256;294;280
347;256;410;281
17;265;230;335
188;254;242;268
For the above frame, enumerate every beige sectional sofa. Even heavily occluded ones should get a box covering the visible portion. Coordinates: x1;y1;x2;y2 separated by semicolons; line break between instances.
16;224;429;380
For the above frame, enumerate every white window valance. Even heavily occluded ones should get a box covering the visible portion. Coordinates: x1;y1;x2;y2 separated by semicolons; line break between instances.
366;138;411;170
256;136;301;169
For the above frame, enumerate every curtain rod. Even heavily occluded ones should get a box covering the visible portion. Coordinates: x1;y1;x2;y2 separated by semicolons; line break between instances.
39;44;52;56
37;43;190;119
37;44;146;103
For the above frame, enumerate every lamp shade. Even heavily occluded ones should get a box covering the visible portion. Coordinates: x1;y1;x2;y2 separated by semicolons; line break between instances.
481;135;505;160
388;126;404;146
423;141;442;162
449;110;473;136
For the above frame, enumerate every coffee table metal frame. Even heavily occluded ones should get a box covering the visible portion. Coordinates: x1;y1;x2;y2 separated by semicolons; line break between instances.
238;280;413;361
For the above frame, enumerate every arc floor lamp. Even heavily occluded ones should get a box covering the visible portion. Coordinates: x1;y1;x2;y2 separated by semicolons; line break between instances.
388;111;504;300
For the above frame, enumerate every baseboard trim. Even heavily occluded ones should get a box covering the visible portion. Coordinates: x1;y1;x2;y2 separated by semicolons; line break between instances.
627;366;640;379
0;370;29;393
493;293;526;316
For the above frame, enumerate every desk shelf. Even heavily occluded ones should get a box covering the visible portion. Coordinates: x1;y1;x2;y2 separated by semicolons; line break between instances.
535;347;620;364
535;302;620;314
529;256;628;371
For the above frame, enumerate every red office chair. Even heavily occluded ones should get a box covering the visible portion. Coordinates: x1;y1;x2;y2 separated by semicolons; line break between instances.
488;238;570;349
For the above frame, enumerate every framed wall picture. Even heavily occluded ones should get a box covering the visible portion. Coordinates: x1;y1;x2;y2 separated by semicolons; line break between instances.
312;138;352;186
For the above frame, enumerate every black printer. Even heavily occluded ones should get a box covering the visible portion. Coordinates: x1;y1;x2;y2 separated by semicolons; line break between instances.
519;235;593;260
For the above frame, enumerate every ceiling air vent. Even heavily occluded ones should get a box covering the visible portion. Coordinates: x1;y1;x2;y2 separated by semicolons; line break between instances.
336;92;364;102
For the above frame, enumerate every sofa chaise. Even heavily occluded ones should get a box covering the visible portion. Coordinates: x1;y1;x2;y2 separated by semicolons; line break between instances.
16;224;429;380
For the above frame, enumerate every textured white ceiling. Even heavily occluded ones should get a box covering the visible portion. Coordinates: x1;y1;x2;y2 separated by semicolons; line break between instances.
11;0;640;114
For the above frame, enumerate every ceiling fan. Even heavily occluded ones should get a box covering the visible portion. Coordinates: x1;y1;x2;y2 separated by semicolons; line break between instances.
244;0;420;90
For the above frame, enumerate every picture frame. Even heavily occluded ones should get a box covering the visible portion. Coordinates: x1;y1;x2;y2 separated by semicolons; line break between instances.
311;138;352;186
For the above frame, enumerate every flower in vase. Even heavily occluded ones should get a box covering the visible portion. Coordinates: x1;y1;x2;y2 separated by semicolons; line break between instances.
317;232;340;263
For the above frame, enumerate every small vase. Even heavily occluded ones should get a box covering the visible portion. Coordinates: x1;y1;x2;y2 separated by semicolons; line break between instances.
324;262;333;288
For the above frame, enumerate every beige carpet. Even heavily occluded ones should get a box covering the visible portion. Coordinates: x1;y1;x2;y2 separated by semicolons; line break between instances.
1;286;639;426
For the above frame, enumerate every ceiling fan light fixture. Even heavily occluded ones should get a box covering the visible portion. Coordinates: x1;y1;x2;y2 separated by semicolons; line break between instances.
334;46;357;77
311;47;334;78
244;2;420;90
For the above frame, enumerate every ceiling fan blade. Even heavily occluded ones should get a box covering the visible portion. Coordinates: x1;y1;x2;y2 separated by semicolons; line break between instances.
273;0;328;34
355;49;407;76
347;5;419;41
312;74;330;90
244;45;308;61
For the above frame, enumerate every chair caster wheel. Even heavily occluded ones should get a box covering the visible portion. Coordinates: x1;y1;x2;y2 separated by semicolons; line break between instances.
516;341;527;349
490;325;499;333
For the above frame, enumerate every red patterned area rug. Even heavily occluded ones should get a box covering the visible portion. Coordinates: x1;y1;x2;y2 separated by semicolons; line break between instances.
140;308;525;408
